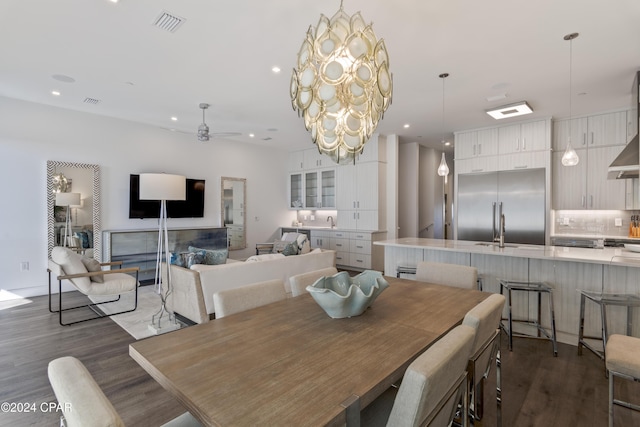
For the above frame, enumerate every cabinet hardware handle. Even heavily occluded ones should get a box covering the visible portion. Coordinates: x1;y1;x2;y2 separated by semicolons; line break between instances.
471;169;484;172
591;132;594;145
473;145;476;156
590;195;593;208
478;143;482;155
522;137;526;150
356;245;364;249
516;138;520;151
514;165;528;169
582;195;586;207
336;243;342;247
582;133;586;146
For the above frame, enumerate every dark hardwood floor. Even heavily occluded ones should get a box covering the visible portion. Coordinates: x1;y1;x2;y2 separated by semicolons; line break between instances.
1;291;639;426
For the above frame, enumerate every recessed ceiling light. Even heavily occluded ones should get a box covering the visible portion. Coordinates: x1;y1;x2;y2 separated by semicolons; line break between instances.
51;90;61;96
171;117;178;121
403;124;410;128
249;133;255;138
272;67;281;73
486;101;533;120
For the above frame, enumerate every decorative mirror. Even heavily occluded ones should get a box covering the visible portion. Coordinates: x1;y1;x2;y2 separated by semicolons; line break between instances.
47;161;101;260
221;177;246;250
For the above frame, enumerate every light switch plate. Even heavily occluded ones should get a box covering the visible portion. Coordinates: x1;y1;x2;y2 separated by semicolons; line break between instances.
615;218;623;227
562;217;570;225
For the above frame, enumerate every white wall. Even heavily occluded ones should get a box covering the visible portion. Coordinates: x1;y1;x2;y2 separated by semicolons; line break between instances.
398;142;419;237
0;96;292;297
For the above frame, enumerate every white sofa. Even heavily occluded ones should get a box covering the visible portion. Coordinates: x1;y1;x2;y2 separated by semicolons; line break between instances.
164;249;336;324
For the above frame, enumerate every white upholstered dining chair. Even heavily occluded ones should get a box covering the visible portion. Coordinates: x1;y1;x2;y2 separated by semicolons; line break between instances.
416;261;478;290
48;356;201;427
462;293;506;426
212;279;287;318
361;324;476;427
289;267;339;297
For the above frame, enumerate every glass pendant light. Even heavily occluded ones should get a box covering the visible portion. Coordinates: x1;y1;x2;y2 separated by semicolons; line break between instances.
437;73;450;177
561;33;580;167
437;152;449;176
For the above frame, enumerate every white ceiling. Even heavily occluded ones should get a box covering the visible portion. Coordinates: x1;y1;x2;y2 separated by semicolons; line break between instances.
1;0;639;153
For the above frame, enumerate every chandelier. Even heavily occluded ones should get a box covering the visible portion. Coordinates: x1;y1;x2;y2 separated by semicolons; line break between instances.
290;2;392;165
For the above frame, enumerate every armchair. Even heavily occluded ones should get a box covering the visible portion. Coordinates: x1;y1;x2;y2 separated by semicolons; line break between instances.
48;246;139;326
255;232;310;255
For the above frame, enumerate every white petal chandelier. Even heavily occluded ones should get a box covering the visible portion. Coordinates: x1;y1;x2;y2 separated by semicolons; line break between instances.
290;2;392;165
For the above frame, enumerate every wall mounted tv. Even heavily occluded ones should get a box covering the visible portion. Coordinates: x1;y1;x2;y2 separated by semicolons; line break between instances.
129;174;205;219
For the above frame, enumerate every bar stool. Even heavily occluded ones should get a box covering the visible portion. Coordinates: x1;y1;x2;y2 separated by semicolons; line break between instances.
396;265;416;278
577;290;640;368
605;334;640;426
499;280;558;356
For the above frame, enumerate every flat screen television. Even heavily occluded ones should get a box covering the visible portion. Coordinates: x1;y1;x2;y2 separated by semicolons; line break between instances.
129;174;205;219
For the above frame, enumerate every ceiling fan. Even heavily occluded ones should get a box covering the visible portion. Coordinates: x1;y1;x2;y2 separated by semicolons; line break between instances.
197;103;211;142
196;103;241;142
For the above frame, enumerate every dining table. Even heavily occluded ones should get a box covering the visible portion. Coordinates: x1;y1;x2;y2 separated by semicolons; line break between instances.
129;276;489;426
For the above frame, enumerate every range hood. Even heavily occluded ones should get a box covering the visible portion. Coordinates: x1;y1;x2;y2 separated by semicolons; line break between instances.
608;70;639;180
607;133;639;179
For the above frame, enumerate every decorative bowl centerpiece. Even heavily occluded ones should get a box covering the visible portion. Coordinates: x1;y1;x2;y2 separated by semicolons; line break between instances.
306;270;389;318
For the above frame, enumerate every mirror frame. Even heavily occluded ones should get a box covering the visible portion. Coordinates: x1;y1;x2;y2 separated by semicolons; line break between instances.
47;160;101;261
221;176;246;250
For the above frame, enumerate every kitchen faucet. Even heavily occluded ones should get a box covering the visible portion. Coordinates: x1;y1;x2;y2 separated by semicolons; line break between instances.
327;216;335;228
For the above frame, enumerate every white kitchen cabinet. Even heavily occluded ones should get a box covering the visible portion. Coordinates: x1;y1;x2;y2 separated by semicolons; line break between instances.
336;161;383;230
498;119;549;154
454;128;498;159
288;173;303;209
304;169;336;209
455;156;498;174
628;109;638;141
552;146;626;210
309;229;332;249
289;150;305;171
498;150;548;171
553;111;629;151
304;148;328;169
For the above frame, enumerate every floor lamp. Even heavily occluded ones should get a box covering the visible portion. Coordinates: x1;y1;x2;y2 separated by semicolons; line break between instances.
139;173;186;334
55;192;81;247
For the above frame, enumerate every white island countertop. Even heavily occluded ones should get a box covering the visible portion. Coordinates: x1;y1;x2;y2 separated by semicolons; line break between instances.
374;238;640;267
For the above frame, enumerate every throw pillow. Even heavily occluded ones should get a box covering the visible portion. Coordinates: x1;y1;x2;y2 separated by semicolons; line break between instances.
81;256;104;283
188;246;228;265
51;246;91;291
186;251;206;268
272;240;298;256
170;252;188;268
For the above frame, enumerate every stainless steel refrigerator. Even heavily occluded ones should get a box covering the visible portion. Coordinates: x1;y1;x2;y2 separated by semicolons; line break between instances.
456;168;545;245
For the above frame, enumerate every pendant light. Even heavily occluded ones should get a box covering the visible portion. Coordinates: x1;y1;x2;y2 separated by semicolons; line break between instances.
437;73;450;177
198;103;210;142
561;33;580;166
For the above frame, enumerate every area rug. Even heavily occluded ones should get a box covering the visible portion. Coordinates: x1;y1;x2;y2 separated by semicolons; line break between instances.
89;285;186;340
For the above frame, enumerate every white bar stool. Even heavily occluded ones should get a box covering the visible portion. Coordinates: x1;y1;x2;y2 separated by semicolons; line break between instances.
578;290;640;373
499;280;558;356
605;334;640;426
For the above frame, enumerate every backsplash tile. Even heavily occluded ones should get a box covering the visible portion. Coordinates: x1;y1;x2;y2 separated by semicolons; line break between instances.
552;210;640;238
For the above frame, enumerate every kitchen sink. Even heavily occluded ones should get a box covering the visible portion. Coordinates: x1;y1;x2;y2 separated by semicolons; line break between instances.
474;242;520;248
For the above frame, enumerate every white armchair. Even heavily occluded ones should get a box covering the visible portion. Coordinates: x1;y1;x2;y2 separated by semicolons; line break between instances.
48;247;139;326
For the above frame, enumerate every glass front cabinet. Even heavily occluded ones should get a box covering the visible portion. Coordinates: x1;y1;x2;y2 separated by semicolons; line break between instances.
289;169;335;209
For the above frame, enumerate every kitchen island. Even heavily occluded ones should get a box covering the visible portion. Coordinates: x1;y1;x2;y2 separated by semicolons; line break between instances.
375;238;640;346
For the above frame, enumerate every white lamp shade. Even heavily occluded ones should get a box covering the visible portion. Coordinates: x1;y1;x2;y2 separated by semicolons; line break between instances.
139;173;186;201
55;192;81;207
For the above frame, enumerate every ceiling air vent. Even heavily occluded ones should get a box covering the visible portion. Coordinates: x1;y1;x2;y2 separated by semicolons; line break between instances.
152;10;186;33
83;97;100;105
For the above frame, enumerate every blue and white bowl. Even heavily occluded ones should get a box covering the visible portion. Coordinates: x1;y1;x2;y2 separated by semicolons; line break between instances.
306;270;389;318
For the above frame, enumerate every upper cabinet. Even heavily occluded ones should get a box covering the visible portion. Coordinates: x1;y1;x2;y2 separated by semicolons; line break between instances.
498;120;550;154
551;110;633;210
552;110;629;151
455;128;498;159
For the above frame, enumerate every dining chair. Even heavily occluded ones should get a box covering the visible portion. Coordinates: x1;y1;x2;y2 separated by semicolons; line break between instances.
289;267;338;297
462;293;506;427
361;324;476;427
48;356;201;427
416;261;478;290
213;279;287;318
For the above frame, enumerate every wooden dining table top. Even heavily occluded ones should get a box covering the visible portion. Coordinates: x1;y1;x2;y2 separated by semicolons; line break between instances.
129;276;489;427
